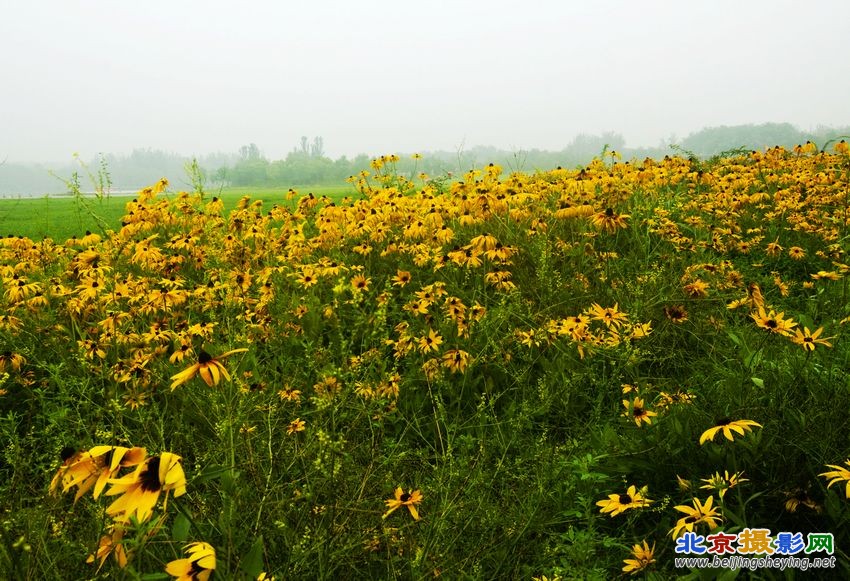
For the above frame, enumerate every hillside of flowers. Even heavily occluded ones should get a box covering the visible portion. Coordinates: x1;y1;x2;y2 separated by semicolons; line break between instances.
2;143;850;578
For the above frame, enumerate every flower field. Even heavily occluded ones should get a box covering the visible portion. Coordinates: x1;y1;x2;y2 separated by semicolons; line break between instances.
3;144;850;578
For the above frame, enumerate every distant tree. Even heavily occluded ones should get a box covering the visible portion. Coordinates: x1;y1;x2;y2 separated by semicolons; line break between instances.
310;136;324;158
212;166;229;185
680;123;804;156
230;158;269;186
239;143;262;161
565;132;626;159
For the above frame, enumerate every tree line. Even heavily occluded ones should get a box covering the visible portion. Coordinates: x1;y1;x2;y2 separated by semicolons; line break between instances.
2;124;848;195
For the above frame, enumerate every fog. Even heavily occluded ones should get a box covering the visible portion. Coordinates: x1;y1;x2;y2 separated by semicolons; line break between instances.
2;0;849;164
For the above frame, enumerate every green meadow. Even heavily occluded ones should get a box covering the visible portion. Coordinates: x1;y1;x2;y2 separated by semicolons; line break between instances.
0;185;354;241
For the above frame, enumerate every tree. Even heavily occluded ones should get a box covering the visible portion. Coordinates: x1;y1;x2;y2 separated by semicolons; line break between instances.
239;143;261;161
310;136;324;158
212;166;229;185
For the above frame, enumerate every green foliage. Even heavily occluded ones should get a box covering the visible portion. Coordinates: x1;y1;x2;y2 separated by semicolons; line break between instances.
1;148;850;579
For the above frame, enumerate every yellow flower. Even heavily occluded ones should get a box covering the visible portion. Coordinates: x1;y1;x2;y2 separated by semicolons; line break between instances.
791;326;834;351
622;397;657;427
751;307;797;337
820;459;850;498
0;351;26;373
441;349;470;373
418;328;443;353
287;418;306;434
622;540;655;575
664;305;688;323
295;267;318;288
596;485;652;517
699;470;748;499
392;270;412;287
86;524;128;571
105;452;186;523
590;207;630;232
278;387;302;402
788;246;806;260
699;418;762;445
165;542;216;581
670;496;722;538
170;348;248;389
784;487;822;513
586;303;629;329
746;282;765;309
628;321;653;339
169;339;193;364
383;487;423;520
811;270;841;281
53;445;147;501
683;279;709;298
554;204;594;219
765;240;783;257
656;390;696;410
350;274;371;292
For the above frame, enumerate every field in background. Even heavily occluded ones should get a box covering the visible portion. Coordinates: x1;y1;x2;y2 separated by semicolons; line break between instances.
0;184;354;241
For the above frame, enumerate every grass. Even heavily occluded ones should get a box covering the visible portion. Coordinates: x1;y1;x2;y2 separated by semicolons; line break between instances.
0;184;355;241
2;147;850;579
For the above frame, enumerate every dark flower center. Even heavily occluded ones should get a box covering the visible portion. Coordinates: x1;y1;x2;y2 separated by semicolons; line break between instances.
139;456;162;492
766;319;778;329
618;493;632;504
198;351;213;364
400;493;412;502
716;417;732;426
60;446;76;461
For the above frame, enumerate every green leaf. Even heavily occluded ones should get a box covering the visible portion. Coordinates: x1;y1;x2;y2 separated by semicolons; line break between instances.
172;512;191;542
195;463;229;484
750;377;764;388
715;567;741;580
221;469;241;494
241;535;265;577
726;331;742;347
744;350;762;369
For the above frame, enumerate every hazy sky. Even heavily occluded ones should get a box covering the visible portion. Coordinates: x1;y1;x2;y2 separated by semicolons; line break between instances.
2;0;849;163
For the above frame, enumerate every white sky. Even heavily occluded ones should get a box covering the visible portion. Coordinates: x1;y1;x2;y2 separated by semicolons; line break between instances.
2;0;849;162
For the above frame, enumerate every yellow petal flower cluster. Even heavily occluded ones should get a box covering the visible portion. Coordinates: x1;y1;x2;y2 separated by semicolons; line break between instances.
50;446;187;570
